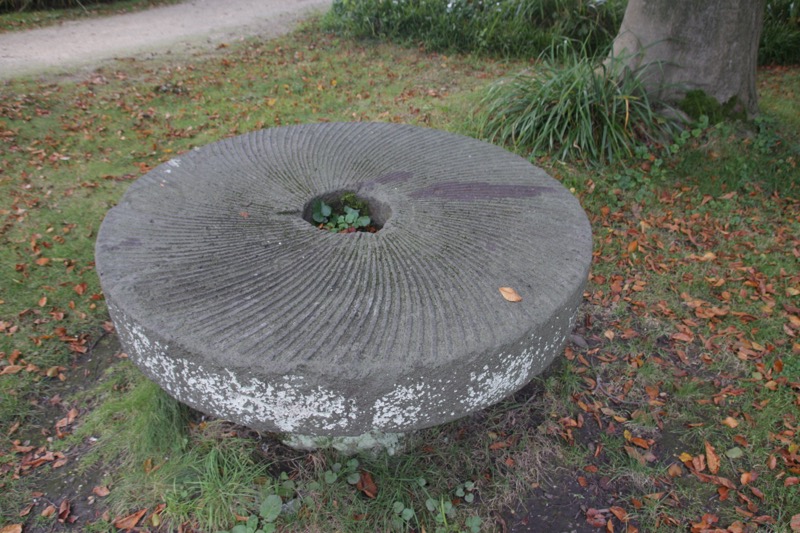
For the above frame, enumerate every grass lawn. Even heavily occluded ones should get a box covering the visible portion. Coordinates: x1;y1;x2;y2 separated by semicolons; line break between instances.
1;13;799;533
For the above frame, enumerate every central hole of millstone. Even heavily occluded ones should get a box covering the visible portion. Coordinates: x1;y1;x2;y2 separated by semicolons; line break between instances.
302;190;390;233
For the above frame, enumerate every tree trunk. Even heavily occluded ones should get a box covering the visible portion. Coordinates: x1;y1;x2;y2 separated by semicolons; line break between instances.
610;0;766;116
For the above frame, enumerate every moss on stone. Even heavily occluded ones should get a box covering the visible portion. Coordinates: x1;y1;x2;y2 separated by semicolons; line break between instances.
340;191;370;217
679;90;747;123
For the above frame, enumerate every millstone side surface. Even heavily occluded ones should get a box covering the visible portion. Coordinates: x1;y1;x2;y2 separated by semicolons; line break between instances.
96;122;592;437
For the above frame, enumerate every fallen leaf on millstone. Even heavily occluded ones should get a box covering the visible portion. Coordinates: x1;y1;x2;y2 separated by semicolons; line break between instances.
499;287;522;302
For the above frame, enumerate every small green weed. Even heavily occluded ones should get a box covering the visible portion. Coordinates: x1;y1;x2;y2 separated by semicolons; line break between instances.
218;491;282;533
312;193;374;233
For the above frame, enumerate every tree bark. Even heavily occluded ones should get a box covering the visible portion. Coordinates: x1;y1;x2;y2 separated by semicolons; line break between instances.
610;0;766;116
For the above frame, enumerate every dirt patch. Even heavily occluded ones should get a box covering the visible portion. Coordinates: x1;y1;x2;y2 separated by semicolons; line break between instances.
9;335;122;531
505;470;613;533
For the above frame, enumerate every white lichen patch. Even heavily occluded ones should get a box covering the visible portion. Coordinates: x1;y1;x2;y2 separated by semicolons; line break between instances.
371;383;427;429
116;309;358;433
463;349;535;410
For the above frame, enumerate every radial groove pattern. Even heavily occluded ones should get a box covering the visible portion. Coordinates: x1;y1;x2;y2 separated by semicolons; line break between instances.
96;122;592;436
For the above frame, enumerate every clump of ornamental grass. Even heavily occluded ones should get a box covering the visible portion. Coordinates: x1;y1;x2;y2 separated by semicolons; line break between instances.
480;47;682;164
760;0;800;65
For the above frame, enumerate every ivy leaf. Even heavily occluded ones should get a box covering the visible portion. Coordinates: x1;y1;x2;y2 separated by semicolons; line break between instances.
726;447;744;459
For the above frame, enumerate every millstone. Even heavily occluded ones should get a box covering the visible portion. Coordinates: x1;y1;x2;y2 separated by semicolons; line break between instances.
96;122;592;439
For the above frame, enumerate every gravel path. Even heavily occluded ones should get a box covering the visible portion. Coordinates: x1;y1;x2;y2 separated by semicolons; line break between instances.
0;0;331;80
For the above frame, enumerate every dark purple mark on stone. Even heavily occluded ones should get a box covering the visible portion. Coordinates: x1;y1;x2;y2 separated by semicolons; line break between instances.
360;171;413;191
375;171;413;185
102;237;142;252
409;182;551;201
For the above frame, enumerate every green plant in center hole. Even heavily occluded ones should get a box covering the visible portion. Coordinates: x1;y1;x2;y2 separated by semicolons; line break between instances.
312;192;373;233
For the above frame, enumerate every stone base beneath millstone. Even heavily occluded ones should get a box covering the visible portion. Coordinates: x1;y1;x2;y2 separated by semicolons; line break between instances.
282;431;405;456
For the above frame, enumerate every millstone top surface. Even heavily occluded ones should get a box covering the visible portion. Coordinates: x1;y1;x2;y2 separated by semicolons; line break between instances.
96;122;592;436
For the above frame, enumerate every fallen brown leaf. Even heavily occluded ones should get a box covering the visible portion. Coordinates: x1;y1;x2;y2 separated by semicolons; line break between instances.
499;287;522;302
585;508;606;527
705;441;720;474
92;485;111;497
693;471;736;489
18;503;34;517
667;463;683;478
356;471;378;499
0;365;23;376
692;454;706;472
624;446;646;466
57;499;70;523
113;509;147;530
609;506;628;522
0;525;23;533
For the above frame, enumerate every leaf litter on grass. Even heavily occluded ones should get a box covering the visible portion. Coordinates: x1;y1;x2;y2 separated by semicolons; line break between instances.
1;11;800;532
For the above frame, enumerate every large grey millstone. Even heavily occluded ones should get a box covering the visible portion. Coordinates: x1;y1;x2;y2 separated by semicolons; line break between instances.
96;122;592;437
